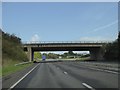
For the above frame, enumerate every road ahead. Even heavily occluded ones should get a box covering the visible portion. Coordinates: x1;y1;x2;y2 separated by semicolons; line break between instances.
10;61;118;89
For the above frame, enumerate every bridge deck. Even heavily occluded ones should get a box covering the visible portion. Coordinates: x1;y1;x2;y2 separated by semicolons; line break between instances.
23;42;104;51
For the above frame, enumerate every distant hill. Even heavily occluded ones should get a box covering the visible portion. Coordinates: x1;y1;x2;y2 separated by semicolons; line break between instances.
2;30;28;65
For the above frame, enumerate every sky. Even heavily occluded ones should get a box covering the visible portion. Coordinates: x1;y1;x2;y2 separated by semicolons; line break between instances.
2;2;118;43
0;2;1;28
2;0;120;2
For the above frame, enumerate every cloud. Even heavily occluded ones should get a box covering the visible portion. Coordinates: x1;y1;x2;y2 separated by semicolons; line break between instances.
79;36;114;42
92;20;118;32
30;34;40;42
73;51;89;54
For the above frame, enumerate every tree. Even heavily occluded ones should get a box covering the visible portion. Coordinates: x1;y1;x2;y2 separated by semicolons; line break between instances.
103;33;119;61
118;31;120;48
34;52;42;60
117;31;120;61
47;53;58;59
68;51;74;55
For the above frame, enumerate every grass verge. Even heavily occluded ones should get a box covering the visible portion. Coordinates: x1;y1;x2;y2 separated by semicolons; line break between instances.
2;60;33;77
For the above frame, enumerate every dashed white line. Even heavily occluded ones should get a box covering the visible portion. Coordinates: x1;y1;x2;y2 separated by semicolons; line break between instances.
63;71;68;74
82;83;95;90
8;63;40;90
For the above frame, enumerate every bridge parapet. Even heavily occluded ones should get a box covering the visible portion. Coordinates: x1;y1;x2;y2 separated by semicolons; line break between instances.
22;41;112;44
23;41;108;48
23;44;103;48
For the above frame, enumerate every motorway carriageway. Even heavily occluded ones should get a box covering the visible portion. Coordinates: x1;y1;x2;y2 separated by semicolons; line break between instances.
7;61;118;89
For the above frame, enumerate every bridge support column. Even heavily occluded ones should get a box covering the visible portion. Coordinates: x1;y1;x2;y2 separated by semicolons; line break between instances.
90;48;104;61
27;47;34;62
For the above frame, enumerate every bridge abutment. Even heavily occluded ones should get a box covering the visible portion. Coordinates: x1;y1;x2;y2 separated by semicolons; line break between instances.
27;47;34;62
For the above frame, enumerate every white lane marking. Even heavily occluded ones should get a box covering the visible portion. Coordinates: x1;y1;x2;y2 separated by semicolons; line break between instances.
103;69;118;74
89;67;118;74
82;83;95;90
8;63;40;90
63;71;68;74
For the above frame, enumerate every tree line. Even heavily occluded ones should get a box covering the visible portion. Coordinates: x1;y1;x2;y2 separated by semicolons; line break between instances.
103;31;119;61
2;30;28;65
34;51;90;60
2;31;21;44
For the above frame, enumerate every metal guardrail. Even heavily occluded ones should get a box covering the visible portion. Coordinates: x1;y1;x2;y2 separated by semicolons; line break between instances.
22;41;113;44
14;62;30;66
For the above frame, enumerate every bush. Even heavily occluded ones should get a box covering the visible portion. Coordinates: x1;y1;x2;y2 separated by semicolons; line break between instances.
104;38;118;61
2;30;28;65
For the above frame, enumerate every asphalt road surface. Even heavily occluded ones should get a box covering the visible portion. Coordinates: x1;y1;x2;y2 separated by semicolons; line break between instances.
10;61;118;89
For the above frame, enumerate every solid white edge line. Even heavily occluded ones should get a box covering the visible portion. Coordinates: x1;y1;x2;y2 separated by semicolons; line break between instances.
82;83;95;90
8;63;40;90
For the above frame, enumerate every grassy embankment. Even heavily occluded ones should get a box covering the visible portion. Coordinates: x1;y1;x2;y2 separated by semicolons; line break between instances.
2;31;33;77
2;60;32;76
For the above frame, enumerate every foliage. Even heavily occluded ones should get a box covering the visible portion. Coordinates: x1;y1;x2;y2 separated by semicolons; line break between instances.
40;53;59;59
118;31;120;61
2;30;28;65
34;52;42;60
47;53;58;59
61;51;90;58
68;51;74;55
103;32;119;61
1;29;31;76
2;31;21;44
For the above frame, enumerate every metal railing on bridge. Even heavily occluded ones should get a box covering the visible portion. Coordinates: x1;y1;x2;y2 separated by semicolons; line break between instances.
22;41;113;44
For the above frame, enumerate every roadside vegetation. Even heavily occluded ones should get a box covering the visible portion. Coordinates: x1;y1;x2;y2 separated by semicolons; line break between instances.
2;30;32;77
36;51;90;60
2;61;32;76
0;30;2;77
103;31;119;61
118;31;120;61
34;52;42;61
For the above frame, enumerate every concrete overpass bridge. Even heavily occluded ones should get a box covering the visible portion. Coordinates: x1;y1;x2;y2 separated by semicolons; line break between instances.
23;41;106;62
